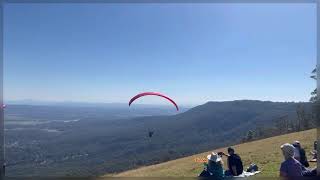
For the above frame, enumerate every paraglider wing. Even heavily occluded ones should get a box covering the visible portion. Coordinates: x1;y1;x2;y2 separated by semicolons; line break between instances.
129;92;179;111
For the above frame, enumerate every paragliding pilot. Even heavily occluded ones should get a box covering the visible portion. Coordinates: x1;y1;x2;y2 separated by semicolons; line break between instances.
148;131;154;138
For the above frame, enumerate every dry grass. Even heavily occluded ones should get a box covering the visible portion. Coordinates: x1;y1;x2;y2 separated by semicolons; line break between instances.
104;129;316;177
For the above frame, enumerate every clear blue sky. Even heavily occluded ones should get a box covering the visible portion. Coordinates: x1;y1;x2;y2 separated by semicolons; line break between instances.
3;3;316;106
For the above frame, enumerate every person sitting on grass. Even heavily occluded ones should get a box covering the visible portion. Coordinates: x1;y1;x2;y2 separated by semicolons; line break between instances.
310;140;317;161
280;143;304;177
199;152;224;179
220;147;243;176
280;143;317;177
292;141;309;167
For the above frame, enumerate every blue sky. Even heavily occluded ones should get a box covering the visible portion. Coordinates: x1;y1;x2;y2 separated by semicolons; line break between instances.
4;3;316;106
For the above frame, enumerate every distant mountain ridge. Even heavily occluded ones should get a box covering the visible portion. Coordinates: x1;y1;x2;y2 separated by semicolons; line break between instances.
5;99;193;108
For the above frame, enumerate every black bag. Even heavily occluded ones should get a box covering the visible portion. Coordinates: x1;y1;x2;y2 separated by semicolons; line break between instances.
246;163;258;172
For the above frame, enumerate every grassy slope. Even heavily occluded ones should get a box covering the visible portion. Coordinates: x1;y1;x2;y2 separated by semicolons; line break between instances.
106;129;316;177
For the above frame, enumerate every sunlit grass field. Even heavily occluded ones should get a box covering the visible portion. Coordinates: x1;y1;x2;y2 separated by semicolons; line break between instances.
105;129;316;177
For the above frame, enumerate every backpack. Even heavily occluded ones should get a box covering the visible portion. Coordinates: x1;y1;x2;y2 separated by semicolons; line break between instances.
246;163;258;172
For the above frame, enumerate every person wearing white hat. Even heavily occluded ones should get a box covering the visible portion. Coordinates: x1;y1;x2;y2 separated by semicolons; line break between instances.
206;152;224;179
280;143;304;177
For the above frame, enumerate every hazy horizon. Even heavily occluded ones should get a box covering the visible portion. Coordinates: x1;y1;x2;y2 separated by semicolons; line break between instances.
4;98;312;107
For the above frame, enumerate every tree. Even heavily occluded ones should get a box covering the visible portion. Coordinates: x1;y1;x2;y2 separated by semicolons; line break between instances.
296;105;303;131
310;68;317;102
296;104;311;130
274;115;289;133
302;113;312;130
246;130;254;141
254;126;266;138
310;67;318;127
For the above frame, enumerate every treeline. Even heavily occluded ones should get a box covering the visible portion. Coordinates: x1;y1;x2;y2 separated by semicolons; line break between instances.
242;104;316;143
242;67;318;143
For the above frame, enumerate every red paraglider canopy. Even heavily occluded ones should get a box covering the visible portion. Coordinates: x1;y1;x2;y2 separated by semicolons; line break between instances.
129;92;179;111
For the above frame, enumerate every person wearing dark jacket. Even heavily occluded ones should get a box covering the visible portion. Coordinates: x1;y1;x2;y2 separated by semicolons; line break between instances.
221;147;243;176
292;141;309;167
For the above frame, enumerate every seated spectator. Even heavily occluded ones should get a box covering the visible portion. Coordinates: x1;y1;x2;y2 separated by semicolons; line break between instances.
311;140;317;161
280;143;304;177
223;147;243;176
207;152;224;179
280;143;317;177
293;141;301;162
292;141;309;167
199;152;224;179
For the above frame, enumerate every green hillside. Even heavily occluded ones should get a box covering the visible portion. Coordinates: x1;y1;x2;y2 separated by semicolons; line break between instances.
106;129;317;177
